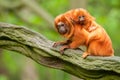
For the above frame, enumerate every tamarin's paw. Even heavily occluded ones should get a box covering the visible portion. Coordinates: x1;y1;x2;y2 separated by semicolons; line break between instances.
82;52;89;59
52;42;60;47
60;50;64;55
60;45;70;55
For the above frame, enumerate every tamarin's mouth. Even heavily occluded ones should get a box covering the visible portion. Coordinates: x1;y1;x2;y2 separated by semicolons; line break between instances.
80;21;85;25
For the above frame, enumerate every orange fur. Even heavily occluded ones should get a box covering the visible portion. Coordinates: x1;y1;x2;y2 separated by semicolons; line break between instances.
53;14;88;54
53;8;114;58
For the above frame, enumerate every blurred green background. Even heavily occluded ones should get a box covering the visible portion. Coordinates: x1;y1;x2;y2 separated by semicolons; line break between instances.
0;0;120;80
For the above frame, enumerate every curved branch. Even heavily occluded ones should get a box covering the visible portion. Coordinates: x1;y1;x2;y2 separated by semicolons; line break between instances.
0;22;120;80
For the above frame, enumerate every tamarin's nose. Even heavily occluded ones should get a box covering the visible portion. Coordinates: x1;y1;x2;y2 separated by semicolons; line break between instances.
79;16;85;21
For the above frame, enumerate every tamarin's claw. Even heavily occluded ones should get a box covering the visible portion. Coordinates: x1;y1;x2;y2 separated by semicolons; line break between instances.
60;45;70;55
60;50;64;55
52;42;60;47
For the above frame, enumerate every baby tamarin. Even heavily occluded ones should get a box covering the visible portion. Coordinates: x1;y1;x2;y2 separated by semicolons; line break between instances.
53;8;114;58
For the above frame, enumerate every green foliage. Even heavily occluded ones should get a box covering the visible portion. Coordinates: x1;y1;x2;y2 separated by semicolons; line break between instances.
0;75;8;80
40;0;69;16
36;64;70;80
2;50;20;74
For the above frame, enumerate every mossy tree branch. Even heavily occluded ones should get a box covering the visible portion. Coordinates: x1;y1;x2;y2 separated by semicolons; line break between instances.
0;22;120;80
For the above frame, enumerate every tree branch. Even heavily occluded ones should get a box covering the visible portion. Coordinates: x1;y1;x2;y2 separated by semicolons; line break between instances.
0;22;120;80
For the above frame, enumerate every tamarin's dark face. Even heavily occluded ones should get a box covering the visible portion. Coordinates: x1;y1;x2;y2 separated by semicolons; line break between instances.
54;15;71;35
54;14;75;39
57;22;68;34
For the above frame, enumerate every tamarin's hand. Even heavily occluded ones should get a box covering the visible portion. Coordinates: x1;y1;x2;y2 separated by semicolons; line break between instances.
53;8;114;58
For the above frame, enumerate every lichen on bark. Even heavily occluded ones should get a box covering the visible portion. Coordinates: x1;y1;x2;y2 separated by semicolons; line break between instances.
0;22;120;80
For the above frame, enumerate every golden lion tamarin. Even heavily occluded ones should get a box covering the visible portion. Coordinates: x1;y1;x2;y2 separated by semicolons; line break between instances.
53;8;114;58
53;14;88;53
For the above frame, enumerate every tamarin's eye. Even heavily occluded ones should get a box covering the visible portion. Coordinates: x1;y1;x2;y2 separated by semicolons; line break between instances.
78;16;85;18
58;22;65;27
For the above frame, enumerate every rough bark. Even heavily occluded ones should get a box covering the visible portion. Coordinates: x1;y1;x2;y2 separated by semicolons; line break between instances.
0;22;120;80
